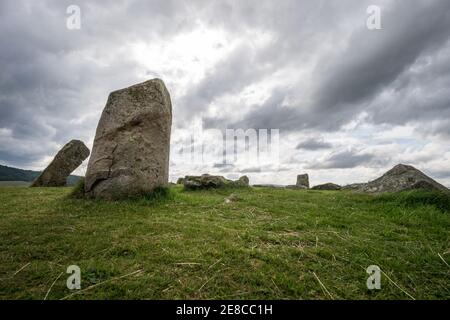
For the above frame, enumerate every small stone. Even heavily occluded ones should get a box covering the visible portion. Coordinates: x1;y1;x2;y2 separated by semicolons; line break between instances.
183;174;228;190
224;193;240;204
232;175;249;187
311;183;342;190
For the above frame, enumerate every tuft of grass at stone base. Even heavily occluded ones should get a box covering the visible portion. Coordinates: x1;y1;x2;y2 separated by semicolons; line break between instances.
0;186;449;300
68;178;85;199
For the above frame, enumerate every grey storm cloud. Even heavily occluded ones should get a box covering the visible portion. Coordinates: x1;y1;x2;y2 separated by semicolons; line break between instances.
296;138;332;151
307;150;377;170
1;0;450;180
224;0;450;132
429;169;450;180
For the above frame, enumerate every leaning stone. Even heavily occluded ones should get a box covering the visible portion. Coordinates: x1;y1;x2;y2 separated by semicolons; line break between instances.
84;79;172;200
31;140;90;187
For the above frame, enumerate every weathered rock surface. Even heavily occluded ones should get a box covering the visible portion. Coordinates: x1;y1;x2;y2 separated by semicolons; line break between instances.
361;164;448;194
85;79;172;199
311;183;342;190
183;174;228;190
296;174;309;189
183;174;250;190
342;183;367;190
31;140;89;187
234;175;249;187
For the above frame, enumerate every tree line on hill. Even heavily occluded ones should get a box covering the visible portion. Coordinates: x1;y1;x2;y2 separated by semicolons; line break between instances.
0;164;81;186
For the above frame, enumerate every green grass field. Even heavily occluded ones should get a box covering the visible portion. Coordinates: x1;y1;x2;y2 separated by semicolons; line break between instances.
0;186;449;300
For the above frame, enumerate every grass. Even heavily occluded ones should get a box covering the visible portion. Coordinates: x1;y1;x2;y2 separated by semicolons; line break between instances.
0;186;449;300
69;178;85;199
374;190;450;213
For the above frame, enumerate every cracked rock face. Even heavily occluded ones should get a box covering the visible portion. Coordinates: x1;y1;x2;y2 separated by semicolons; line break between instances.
85;79;172;200
31;140;90;187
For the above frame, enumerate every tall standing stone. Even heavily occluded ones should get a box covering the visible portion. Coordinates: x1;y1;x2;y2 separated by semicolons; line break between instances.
31;140;90;187
296;174;310;189
84;79;172;200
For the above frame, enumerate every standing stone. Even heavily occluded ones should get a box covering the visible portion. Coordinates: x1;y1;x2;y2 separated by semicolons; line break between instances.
85;79;172;200
296;174;309;189
31;140;90;187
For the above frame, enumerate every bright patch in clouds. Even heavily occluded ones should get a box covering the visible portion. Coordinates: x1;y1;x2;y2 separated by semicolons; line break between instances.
130;26;239;91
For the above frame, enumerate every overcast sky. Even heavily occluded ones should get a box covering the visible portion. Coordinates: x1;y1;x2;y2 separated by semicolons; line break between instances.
1;0;450;186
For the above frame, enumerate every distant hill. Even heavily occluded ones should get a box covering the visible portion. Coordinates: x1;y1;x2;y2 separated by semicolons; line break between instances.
0;181;31;187
0;164;82;186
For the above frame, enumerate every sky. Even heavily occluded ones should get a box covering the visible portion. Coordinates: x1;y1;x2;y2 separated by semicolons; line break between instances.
1;0;450;186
